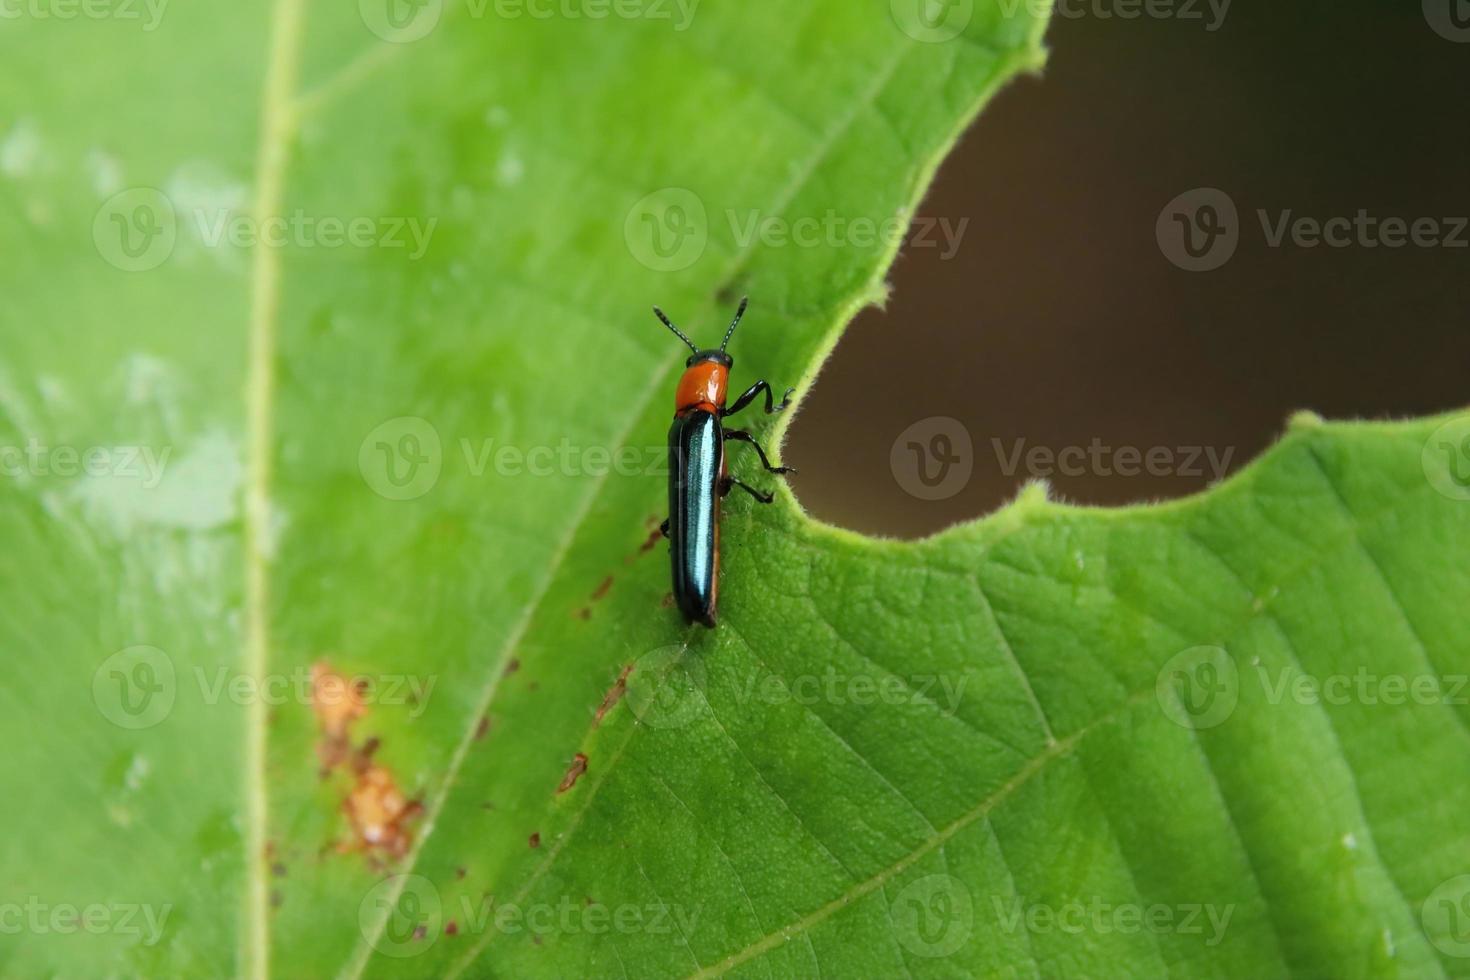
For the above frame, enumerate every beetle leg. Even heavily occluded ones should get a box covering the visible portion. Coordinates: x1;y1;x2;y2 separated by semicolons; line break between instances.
722;380;795;418
723;429;795;475
719;476;775;505
660;518;670;539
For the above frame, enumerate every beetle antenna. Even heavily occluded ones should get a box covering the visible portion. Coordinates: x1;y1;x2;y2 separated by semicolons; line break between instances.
653;307;700;354
720;296;749;352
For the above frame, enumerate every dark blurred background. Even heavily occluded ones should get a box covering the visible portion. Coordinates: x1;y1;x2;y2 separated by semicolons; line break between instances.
788;0;1470;538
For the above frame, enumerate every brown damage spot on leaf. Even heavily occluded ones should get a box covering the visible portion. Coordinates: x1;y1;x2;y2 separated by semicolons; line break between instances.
622;517;664;566
474;716;491;741
593;664;634;727
445;920;459;936
591;575;614;601
575;607;592;621
342;765;423;861
528;832;541;849
311;662;367;774
504;658;521;676
311;661;422;864
455;866;467;879
660;592;675;608
557;753;589;794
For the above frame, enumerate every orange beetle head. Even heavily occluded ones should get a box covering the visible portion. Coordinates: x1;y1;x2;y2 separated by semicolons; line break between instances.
654;298;748;415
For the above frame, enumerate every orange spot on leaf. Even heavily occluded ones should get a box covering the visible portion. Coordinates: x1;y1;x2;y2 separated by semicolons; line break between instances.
557;753;589;793
593;664;634;727
311;661;422;863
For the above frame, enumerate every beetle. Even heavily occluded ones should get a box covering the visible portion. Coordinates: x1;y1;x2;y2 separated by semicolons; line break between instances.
654;297;795;628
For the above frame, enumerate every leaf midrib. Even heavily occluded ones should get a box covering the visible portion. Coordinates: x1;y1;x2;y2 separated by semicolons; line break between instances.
242;0;307;976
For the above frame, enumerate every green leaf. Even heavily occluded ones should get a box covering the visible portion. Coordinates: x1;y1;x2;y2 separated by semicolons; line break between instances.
4;2;1469;978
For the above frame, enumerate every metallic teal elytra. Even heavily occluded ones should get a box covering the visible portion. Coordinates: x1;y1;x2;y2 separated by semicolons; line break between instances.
653;298;796;627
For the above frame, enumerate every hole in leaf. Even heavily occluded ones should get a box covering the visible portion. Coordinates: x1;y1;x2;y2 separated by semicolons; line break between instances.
788;8;1470;539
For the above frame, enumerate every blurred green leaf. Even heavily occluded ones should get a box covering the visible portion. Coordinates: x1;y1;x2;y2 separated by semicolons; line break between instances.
4;0;1469;978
